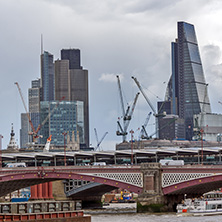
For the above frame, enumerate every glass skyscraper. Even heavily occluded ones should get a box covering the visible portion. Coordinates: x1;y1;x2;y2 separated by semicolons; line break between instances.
41;51;54;101
165;21;211;140
40;101;84;146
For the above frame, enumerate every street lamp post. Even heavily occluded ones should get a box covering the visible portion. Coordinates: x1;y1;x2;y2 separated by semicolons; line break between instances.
200;129;204;165
130;130;134;165
62;132;67;166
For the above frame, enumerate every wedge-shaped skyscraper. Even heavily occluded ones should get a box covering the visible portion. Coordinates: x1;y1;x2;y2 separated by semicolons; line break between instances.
165;21;211;140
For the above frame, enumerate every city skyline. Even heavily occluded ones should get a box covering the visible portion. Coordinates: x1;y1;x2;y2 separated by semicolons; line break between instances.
1;1;222;150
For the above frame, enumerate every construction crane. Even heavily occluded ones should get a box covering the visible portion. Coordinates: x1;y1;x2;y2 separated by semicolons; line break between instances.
132;77;156;115
94;128;108;151
139;112;152;140
116;75;131;121
132;76;166;138
15;82;65;143
116;75;140;142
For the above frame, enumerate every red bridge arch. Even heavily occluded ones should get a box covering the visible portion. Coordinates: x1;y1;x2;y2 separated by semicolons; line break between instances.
0;167;143;197
162;168;222;195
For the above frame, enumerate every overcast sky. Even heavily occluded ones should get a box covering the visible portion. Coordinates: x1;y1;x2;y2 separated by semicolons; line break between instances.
1;0;222;150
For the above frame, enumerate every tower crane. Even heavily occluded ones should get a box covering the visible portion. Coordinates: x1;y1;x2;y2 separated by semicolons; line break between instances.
15;82;65;143
15;82;37;139
94;128;108;151
116;75;140;142
116;75;131;121
132;76;164;138
139;112;152;140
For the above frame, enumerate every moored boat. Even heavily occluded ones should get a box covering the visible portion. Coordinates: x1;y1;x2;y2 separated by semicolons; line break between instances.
177;191;222;216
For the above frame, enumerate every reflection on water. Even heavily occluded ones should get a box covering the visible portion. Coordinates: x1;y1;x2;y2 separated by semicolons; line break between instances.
91;213;222;222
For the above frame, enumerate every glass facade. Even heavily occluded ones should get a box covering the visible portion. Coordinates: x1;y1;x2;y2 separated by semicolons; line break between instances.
166;22;211;140
40;101;84;146
61;49;82;70
41;51;54;102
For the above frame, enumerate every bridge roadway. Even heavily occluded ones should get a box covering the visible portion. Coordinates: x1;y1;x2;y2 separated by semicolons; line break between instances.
1;164;222;201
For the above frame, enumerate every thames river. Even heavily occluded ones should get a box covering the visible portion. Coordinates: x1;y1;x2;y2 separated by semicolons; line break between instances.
91;213;222;222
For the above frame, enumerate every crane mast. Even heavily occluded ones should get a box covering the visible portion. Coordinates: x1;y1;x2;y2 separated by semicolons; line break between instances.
132;76;156;115
94;128;108;151
15;82;36;134
116;76;140;142
139;112;152;140
116;75;130;120
123;92;140;133
132;76;159;138
117;92;140;142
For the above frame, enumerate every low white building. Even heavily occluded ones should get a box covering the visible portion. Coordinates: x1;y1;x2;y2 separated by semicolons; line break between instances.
193;113;222;142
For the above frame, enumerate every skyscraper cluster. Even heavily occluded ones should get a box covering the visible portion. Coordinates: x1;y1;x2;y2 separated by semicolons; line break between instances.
20;49;89;149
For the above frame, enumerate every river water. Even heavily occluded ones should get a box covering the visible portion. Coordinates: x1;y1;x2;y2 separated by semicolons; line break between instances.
91;213;222;222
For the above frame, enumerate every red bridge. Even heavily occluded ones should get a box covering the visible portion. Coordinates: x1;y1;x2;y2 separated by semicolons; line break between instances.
0;166;143;198
1;164;222;202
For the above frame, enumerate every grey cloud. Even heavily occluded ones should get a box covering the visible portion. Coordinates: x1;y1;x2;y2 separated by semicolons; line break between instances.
202;44;221;66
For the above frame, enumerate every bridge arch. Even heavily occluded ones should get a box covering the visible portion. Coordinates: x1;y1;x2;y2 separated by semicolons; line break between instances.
0;169;143;197
163;174;222;195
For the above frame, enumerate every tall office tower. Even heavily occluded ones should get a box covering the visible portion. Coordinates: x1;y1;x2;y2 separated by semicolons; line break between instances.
29;79;41;142
41;51;54;101
29;79;41;112
165;21;211;140
54;60;70;100
61;49;82;69
20;113;30;148
55;49;89;148
20;79;42;147
40;101;84;146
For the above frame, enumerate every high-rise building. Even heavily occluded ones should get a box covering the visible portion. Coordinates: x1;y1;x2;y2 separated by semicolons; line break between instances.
20;79;42;147
54;60;70;100
55;49;89;147
20;48;89;148
41;51;54;101
39;101;84;146
165;21;211;140
29;79;41;113
20;113;30;148
61;49;82;69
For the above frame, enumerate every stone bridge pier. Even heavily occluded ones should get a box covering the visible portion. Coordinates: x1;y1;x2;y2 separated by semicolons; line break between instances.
138;163;165;207
138;163;180;211
138;163;186;211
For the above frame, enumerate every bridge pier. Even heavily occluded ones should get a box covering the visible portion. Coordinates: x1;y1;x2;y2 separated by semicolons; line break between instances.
138;163;167;211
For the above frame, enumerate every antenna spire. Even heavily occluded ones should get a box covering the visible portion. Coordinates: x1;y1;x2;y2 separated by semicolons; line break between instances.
41;34;43;54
